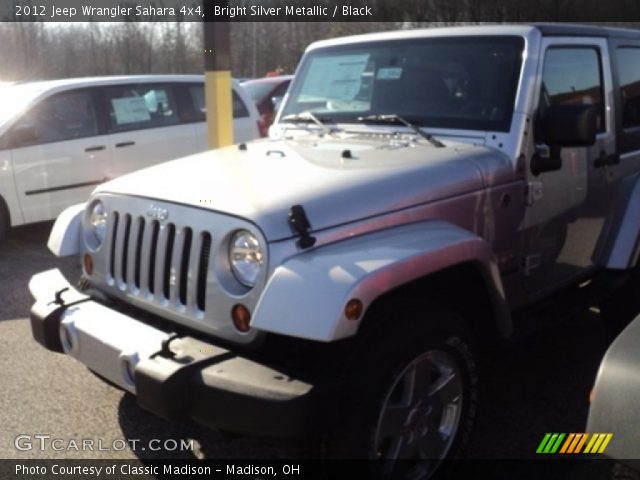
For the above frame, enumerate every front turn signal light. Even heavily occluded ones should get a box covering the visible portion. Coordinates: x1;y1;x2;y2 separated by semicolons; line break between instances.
345;299;363;321
232;304;251;333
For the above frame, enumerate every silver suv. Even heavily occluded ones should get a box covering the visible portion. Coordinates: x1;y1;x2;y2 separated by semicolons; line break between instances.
29;24;640;477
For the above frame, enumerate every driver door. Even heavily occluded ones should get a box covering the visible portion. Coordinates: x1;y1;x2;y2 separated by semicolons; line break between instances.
522;38;618;295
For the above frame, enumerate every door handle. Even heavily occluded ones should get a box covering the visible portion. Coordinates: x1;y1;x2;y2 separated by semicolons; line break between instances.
594;151;620;168
85;145;106;152
115;141;136;148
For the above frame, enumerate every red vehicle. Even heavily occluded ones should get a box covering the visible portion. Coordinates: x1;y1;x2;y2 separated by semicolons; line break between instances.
242;75;292;135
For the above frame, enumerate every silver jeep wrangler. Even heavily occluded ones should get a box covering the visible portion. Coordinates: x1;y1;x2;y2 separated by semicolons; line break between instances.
30;24;640;477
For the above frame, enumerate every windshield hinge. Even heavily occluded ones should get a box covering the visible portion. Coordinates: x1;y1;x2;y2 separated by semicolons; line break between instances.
525;181;544;207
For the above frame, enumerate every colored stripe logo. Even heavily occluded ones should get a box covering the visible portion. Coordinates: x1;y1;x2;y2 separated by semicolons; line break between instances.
536;433;613;454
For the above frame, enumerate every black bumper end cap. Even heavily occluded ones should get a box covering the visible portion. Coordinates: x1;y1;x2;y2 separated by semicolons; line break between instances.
30;301;66;353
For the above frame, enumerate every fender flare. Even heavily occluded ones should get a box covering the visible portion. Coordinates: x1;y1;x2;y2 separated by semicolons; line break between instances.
586;314;640;460
602;172;640;270
252;220;511;342
47;203;85;257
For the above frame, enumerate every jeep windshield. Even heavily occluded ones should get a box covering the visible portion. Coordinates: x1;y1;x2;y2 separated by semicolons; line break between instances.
281;35;525;133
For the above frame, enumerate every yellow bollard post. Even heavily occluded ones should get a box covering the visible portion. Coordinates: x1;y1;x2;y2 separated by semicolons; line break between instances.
204;21;233;149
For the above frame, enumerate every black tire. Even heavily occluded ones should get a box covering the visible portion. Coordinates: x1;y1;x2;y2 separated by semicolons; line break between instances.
600;267;640;337
325;305;478;480
0;199;9;244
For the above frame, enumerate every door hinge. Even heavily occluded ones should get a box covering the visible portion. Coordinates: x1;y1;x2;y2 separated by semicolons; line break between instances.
525;180;544;206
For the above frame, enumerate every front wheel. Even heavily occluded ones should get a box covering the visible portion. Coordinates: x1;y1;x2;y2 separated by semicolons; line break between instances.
326;306;478;479
0;200;9;244
613;463;640;480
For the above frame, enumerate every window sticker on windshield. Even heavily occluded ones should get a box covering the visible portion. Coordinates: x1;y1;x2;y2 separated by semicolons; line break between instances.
377;67;403;80
112;97;150;124
300;54;370;101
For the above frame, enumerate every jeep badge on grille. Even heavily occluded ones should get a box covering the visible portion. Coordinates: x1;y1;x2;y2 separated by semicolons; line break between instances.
146;205;169;221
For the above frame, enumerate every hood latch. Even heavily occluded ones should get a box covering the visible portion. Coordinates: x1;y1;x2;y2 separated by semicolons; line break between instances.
288;205;316;249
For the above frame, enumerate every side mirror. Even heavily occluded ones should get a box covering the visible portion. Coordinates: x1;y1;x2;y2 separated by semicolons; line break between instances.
11;123;39;148
532;105;597;176
539;104;597;147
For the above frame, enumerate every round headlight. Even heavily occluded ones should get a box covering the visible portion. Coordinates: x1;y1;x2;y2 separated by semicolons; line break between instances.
229;230;264;287
88;200;108;247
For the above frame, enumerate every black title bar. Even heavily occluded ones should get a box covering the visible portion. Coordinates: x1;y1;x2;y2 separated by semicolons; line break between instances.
4;0;640;22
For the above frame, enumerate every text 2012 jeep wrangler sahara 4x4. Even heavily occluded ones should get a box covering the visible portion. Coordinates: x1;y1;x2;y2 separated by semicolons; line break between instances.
29;25;640;477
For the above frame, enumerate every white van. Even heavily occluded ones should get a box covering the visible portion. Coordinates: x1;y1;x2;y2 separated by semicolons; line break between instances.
0;75;261;241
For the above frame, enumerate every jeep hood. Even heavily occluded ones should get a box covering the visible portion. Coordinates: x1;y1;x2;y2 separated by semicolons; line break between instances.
96;137;512;241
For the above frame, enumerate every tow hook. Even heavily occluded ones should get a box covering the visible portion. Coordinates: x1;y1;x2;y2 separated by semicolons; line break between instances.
156;333;181;359
53;287;70;306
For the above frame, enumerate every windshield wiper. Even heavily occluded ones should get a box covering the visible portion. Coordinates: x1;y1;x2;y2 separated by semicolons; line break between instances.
280;111;332;135
357;114;445;148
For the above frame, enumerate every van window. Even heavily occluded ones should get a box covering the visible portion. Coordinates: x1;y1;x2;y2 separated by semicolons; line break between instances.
179;84;250;120
105;84;180;132
14;90;99;146
185;84;206;122
232;91;250;118
175;84;206;123
616;47;640;129
539;47;604;132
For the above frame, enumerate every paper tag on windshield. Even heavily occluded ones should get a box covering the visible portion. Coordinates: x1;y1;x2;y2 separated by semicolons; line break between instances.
377;68;403;80
300;54;369;101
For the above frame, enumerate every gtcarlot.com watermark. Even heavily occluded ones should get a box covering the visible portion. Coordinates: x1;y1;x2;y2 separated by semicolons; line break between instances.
15;434;194;453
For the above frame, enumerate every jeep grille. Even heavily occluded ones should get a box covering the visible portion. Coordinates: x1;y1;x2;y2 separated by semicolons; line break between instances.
107;212;212;312
86;194;266;344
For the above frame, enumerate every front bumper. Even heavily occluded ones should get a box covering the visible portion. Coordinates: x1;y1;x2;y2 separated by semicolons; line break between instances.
29;269;335;438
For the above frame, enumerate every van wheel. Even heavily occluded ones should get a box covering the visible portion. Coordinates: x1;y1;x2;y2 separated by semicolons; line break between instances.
326;306;478;479
600;268;640;337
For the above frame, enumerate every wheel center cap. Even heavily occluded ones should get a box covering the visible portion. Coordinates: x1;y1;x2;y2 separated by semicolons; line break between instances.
405;403;434;440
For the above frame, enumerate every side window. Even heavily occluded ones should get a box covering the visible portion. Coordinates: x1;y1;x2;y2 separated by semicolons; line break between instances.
14;90;98;146
232;91;249;118
616;47;640;129
105;84;179;132
186;84;206;122
539;47;604;133
177;84;248;121
272;81;290;99
174;83;206;123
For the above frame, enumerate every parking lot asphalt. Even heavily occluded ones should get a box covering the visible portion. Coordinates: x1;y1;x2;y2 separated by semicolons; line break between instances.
0;222;614;467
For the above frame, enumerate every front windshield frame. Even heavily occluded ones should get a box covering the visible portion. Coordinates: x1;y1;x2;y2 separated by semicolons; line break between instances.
281;35;525;133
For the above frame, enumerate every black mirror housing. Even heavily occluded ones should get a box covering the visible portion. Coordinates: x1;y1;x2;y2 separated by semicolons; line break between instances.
539;104;597;147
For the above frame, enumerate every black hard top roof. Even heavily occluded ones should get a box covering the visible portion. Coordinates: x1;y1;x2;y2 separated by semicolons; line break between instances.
534;23;640;39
